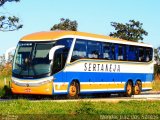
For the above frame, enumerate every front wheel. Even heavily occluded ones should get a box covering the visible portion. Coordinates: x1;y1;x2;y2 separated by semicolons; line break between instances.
125;81;133;97
67;81;79;99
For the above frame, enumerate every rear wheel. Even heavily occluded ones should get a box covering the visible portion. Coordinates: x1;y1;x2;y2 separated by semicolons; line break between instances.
68;81;79;99
134;81;142;95
125;81;133;97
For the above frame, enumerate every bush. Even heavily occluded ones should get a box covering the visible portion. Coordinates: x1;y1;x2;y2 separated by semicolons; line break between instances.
0;63;12;78
0;85;12;98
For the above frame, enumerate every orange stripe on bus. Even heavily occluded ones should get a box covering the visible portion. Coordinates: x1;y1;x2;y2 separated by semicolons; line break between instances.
142;83;152;88
55;84;68;91
80;83;125;90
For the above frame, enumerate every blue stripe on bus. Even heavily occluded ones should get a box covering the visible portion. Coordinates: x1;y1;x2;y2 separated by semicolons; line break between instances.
53;71;153;94
54;71;153;83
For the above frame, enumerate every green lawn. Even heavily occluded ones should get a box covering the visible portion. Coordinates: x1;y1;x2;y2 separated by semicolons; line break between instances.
0;100;160;119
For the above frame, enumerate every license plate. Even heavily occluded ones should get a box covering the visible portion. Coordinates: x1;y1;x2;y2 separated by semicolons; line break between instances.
24;88;31;92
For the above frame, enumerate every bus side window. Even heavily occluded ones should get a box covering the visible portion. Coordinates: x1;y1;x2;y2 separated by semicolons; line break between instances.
146;48;153;62
71;40;87;62
118;45;124;60
127;46;137;61
102;43;110;60
149;48;153;61
109;44;115;60
138;47;145;62
52;49;63;74
87;41;101;59
51;39;73;74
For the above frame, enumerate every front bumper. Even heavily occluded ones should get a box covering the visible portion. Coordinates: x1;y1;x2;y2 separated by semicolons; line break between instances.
11;82;53;95
11;77;53;95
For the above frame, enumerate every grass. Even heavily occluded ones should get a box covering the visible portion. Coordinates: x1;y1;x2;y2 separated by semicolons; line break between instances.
0;100;160;119
0;100;158;114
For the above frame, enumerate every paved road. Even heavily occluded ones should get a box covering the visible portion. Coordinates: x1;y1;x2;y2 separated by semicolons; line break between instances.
47;92;160;102
0;91;160;102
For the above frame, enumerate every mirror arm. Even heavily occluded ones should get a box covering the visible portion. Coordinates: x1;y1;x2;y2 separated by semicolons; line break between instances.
49;45;65;60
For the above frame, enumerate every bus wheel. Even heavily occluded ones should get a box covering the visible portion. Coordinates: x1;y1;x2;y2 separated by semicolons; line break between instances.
68;81;79;99
134;81;142;95
125;81;133;97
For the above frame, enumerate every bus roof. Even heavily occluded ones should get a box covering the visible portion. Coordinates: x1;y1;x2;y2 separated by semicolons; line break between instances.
20;31;152;47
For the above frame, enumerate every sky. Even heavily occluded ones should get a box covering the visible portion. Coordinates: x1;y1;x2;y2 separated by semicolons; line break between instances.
0;0;160;55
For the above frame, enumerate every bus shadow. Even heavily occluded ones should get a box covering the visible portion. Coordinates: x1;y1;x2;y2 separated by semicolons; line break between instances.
9;93;127;100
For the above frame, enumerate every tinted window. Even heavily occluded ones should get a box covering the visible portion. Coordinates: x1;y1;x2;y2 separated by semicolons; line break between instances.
71;39;153;63
118;45;126;60
87;41;101;59
127;46;138;61
109;44;115;60
71;40;87;62
51;38;73;74
138;47;153;62
13;42;55;77
146;48;153;61
13;38;73;78
102;43;115;60
102;43;110;59
138;47;145;62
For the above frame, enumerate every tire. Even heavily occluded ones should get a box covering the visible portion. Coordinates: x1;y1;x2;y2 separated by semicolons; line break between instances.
125;81;133;97
67;81;79;99
134;81;142;95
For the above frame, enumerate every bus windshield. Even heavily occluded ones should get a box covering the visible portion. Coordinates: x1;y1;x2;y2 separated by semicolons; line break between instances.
13;42;55;78
12;38;73;78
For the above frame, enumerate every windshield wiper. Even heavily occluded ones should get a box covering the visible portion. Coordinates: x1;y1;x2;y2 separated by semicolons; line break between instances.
16;63;27;75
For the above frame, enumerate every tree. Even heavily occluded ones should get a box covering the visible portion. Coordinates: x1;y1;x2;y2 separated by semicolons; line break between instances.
154;47;160;80
51;18;78;31
155;47;160;65
109;20;148;42
0;0;19;6
0;55;5;65
0;0;22;31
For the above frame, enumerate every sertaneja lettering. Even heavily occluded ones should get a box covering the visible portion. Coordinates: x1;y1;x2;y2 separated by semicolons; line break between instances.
84;63;120;72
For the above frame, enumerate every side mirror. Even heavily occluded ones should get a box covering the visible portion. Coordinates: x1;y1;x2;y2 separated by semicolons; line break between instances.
49;45;65;60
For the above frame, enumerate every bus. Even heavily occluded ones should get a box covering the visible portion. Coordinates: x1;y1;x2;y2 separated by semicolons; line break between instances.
11;31;154;98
